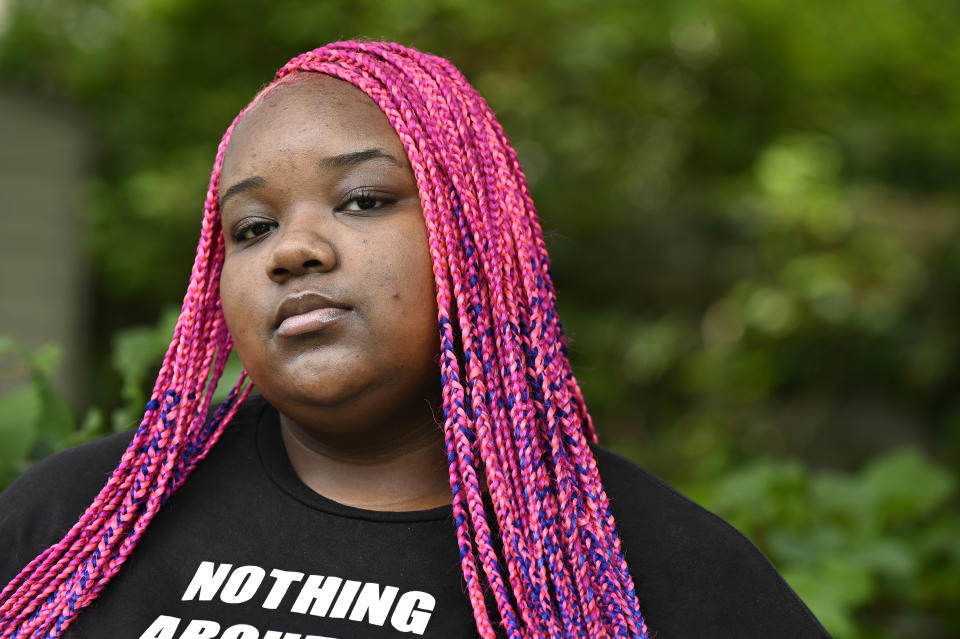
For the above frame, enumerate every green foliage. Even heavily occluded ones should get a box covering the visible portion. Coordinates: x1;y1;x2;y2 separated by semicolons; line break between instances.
111;306;178;428
0;384;39;486
0;338;99;486
0;314;245;491
1;0;957;475
688;449;960;638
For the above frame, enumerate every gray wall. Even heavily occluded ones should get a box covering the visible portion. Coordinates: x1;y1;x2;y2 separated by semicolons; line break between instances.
0;88;87;403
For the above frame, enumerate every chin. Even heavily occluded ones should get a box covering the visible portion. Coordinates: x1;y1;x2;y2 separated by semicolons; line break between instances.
269;373;373;410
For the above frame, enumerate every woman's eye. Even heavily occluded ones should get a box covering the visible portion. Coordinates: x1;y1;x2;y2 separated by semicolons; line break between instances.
233;220;275;241
341;192;393;213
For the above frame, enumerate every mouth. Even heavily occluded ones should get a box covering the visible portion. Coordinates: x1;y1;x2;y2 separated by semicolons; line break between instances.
274;292;351;338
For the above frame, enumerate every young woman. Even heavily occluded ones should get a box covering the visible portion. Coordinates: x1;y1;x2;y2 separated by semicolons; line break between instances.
0;41;831;639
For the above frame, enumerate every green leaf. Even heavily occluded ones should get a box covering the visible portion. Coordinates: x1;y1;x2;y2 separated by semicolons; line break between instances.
30;343;63;378
767;526;845;566
111;306;179;416
861;447;956;525
58;407;108;450
810;472;875;529
849;538;916;580
702;459;806;533
0;385;40;484
783;559;874;639
34;381;76;440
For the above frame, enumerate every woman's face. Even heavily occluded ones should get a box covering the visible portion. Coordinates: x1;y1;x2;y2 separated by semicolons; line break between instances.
218;73;440;435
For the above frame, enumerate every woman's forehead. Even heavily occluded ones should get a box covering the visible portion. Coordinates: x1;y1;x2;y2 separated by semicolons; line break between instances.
221;74;406;176
265;71;381;109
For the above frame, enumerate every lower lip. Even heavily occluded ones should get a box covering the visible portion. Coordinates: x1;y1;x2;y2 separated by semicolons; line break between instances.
276;307;349;337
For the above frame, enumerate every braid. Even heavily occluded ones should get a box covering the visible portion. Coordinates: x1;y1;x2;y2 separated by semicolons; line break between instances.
0;41;648;638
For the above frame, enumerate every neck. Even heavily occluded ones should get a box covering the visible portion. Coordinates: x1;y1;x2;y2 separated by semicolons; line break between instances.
278;409;451;512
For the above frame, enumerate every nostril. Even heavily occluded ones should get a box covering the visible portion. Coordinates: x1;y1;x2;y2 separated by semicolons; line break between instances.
303;259;324;269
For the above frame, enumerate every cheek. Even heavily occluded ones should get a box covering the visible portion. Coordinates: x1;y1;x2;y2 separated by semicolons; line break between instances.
219;260;258;343
400;236;440;358
392;235;435;306
363;229;438;339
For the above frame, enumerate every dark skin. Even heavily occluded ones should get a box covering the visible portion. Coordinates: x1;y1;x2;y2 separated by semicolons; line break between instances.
219;73;451;511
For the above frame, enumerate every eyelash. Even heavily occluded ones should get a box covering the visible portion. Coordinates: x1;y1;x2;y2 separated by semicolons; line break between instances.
232;219;275;242
230;190;396;242
339;189;395;213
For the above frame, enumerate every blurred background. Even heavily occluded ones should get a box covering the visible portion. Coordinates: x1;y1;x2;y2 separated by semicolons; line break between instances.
0;0;958;636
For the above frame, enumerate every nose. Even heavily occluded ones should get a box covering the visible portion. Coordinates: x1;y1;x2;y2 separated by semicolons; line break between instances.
265;214;338;283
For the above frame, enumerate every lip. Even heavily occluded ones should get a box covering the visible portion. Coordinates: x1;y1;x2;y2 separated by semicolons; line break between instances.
274;292;351;337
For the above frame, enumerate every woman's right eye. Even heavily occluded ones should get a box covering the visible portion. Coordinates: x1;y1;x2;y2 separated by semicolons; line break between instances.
233;219;276;242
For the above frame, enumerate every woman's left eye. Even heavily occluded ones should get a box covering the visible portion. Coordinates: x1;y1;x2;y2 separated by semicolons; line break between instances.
340;191;393;213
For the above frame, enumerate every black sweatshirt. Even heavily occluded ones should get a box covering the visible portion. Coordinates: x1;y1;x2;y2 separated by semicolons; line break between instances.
0;394;831;638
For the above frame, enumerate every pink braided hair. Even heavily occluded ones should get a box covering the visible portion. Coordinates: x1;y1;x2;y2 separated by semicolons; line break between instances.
0;41;649;639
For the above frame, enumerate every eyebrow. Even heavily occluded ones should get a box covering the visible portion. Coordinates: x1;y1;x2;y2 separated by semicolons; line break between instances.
319;148;404;170
220;176;266;207
219;148;403;207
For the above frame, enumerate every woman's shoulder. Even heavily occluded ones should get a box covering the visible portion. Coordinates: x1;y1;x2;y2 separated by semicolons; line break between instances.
591;443;832;639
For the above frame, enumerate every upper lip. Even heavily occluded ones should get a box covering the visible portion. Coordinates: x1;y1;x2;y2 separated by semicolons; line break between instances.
273;292;350;330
